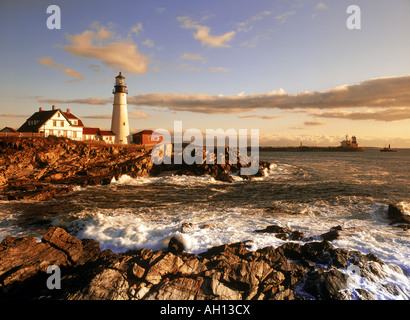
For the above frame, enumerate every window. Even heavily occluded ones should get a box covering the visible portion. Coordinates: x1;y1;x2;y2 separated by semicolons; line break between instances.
60;121;64;127
73;131;77;138
57;113;60;117
53;120;57;127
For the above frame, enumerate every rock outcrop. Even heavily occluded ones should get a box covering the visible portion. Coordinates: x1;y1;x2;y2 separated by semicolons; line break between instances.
0;227;399;300
387;204;410;230
0;136;269;201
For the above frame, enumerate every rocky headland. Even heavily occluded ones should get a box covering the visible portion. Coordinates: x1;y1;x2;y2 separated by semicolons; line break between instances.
0;136;269;201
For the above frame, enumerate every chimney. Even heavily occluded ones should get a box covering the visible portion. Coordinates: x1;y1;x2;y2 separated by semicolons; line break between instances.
39;107;43;112
52;105;56;110
66;108;70;114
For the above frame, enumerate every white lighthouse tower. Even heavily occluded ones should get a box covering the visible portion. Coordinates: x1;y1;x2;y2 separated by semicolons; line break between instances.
111;72;130;144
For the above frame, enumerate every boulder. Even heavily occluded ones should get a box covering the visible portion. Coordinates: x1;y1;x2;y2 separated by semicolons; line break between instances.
254;224;290;234
254;224;305;241
303;268;350;300
168;236;185;255
387;204;410;225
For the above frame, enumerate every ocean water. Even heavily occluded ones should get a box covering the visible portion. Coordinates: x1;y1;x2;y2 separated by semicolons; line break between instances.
0;148;409;299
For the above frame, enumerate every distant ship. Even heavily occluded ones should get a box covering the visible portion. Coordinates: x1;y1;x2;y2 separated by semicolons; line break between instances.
380;144;397;152
259;135;365;152
337;135;365;152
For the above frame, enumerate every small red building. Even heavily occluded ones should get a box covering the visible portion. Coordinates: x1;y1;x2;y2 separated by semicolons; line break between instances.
99;130;116;144
132;130;163;145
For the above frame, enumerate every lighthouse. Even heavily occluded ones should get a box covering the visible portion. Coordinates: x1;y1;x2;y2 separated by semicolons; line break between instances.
111;72;130;144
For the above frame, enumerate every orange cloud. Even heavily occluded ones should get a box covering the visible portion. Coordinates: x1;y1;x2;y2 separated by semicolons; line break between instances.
38;57;65;68
177;16;235;48
37;75;410;121
64;25;149;75
38;57;84;82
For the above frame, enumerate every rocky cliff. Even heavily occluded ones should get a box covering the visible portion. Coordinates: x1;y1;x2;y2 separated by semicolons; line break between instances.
0;136;269;201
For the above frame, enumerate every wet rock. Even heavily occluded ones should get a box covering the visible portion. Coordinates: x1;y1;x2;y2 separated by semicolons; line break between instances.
254;224;305;241
0;227;396;300
255;224;290;234
320;229;340;241
387;204;410;225
42;226;86;265
0;235;69;288
180;222;195;233
168;237;185;255
145;277;207;300
144;252;184;285
303;268;350;300
64;268;130;300
320;226;343;241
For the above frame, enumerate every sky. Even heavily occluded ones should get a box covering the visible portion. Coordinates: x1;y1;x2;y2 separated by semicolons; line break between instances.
1;0;410;147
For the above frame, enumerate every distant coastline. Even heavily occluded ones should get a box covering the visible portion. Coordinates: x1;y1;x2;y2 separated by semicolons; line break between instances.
258;146;364;152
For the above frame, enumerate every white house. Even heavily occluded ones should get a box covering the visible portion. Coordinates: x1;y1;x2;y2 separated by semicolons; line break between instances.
18;105;83;141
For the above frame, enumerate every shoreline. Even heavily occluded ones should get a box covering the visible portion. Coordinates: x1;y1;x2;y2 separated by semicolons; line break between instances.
1;136;409;300
0;225;399;300
0;136;269;201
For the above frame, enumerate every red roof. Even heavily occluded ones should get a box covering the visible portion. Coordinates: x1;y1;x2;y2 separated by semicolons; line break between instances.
99;130;116;136
62;112;84;127
83;127;100;135
133;130;154;136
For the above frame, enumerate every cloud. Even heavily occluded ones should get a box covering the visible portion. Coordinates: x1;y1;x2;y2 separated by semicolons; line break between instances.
275;11;296;24
291;119;327;130
126;75;410;115
0;114;30;118
259;133;342;147
315;2;328;10
238;114;281;120
208;67;230;72
89;64;101;72
131;23;143;36
38;57;65;68
82;114;112;119
64;24;149;74
252;11;272;21
37;75;410;120
61;69;85;82
313;108;410;122
142;39;154;48
303;120;327;126
38;98;111;105
237;11;273;32
38;57;85;82
129;111;151;119
176;63;202;72
241;34;270;48
180;53;207;63
177;16;235;48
